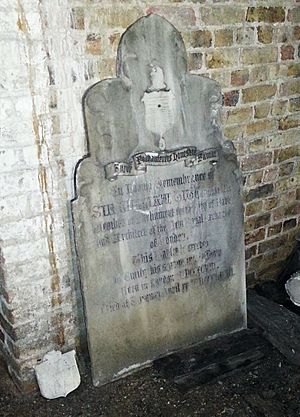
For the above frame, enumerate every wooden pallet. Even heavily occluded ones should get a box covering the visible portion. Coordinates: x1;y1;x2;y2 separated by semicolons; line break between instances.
154;328;269;391
247;289;300;366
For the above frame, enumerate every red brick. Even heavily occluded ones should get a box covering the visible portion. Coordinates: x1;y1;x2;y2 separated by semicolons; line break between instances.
245;228;266;245
281;45;295;60
223;90;239;107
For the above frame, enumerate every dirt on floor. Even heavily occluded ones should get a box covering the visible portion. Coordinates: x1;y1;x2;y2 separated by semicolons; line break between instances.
1;345;300;417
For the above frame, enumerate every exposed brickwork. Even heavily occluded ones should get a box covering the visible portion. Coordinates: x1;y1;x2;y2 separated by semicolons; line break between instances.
1;0;299;389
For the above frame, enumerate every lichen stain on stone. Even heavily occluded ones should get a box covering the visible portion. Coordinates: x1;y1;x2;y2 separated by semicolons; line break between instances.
58;159;67;178
17;16;27;32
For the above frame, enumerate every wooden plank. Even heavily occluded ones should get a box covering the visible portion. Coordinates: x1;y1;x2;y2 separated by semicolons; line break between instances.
154;329;269;391
247;289;300;366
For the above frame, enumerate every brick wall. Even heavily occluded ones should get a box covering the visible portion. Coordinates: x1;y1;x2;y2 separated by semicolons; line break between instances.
0;0;299;389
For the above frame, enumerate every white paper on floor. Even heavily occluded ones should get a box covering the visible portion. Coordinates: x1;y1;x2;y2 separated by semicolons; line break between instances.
35;350;81;399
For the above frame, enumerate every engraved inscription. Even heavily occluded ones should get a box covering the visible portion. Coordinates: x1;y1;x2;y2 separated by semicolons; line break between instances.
90;163;235;315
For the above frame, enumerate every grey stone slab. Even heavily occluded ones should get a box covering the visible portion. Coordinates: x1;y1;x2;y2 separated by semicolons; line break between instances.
72;14;246;387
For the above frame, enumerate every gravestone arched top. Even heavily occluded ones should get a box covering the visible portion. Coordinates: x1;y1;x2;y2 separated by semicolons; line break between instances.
116;14;188;89
83;14;224;172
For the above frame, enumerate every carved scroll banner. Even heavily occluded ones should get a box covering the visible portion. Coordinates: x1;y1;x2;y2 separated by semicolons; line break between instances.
72;15;246;387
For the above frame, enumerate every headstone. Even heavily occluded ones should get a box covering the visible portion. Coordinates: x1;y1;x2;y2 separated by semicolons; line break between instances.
72;14;246;387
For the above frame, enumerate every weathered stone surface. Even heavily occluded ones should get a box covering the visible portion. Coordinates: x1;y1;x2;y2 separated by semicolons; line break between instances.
246;7;285;23
190;29;212;48
258;26;273;44
241;47;277;65
231;69;249;87
242;84;277;103
72;14;246;387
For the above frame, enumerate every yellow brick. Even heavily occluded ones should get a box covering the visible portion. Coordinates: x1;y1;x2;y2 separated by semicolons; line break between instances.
246;170;264;187
289;97;300;112
206;49;239;69
268;64;288;80
280;79;300;96
271;100;288;116
249;66;269;84
257;26;273;44
89;7;143;29
254;103;270;119
245;201;263;216
236;27;255;45
288;62;300;77
274;146;300;162
144;6;196;29
242;46;277;65
97;58;115;79
246;120;277;136
86;34;101;55
268;130;300;149
279;115;300;131
108;32;121;54
223;125;244;140
188;53;203;71
275;177;297;192
247;7;285;23
226;107;253;125
190;30;212;48
263;196;278;210
210;70;231;89
70;7;85;30
248;138;268;153
214;29;234;47
242;84;277;103
201;6;245;25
